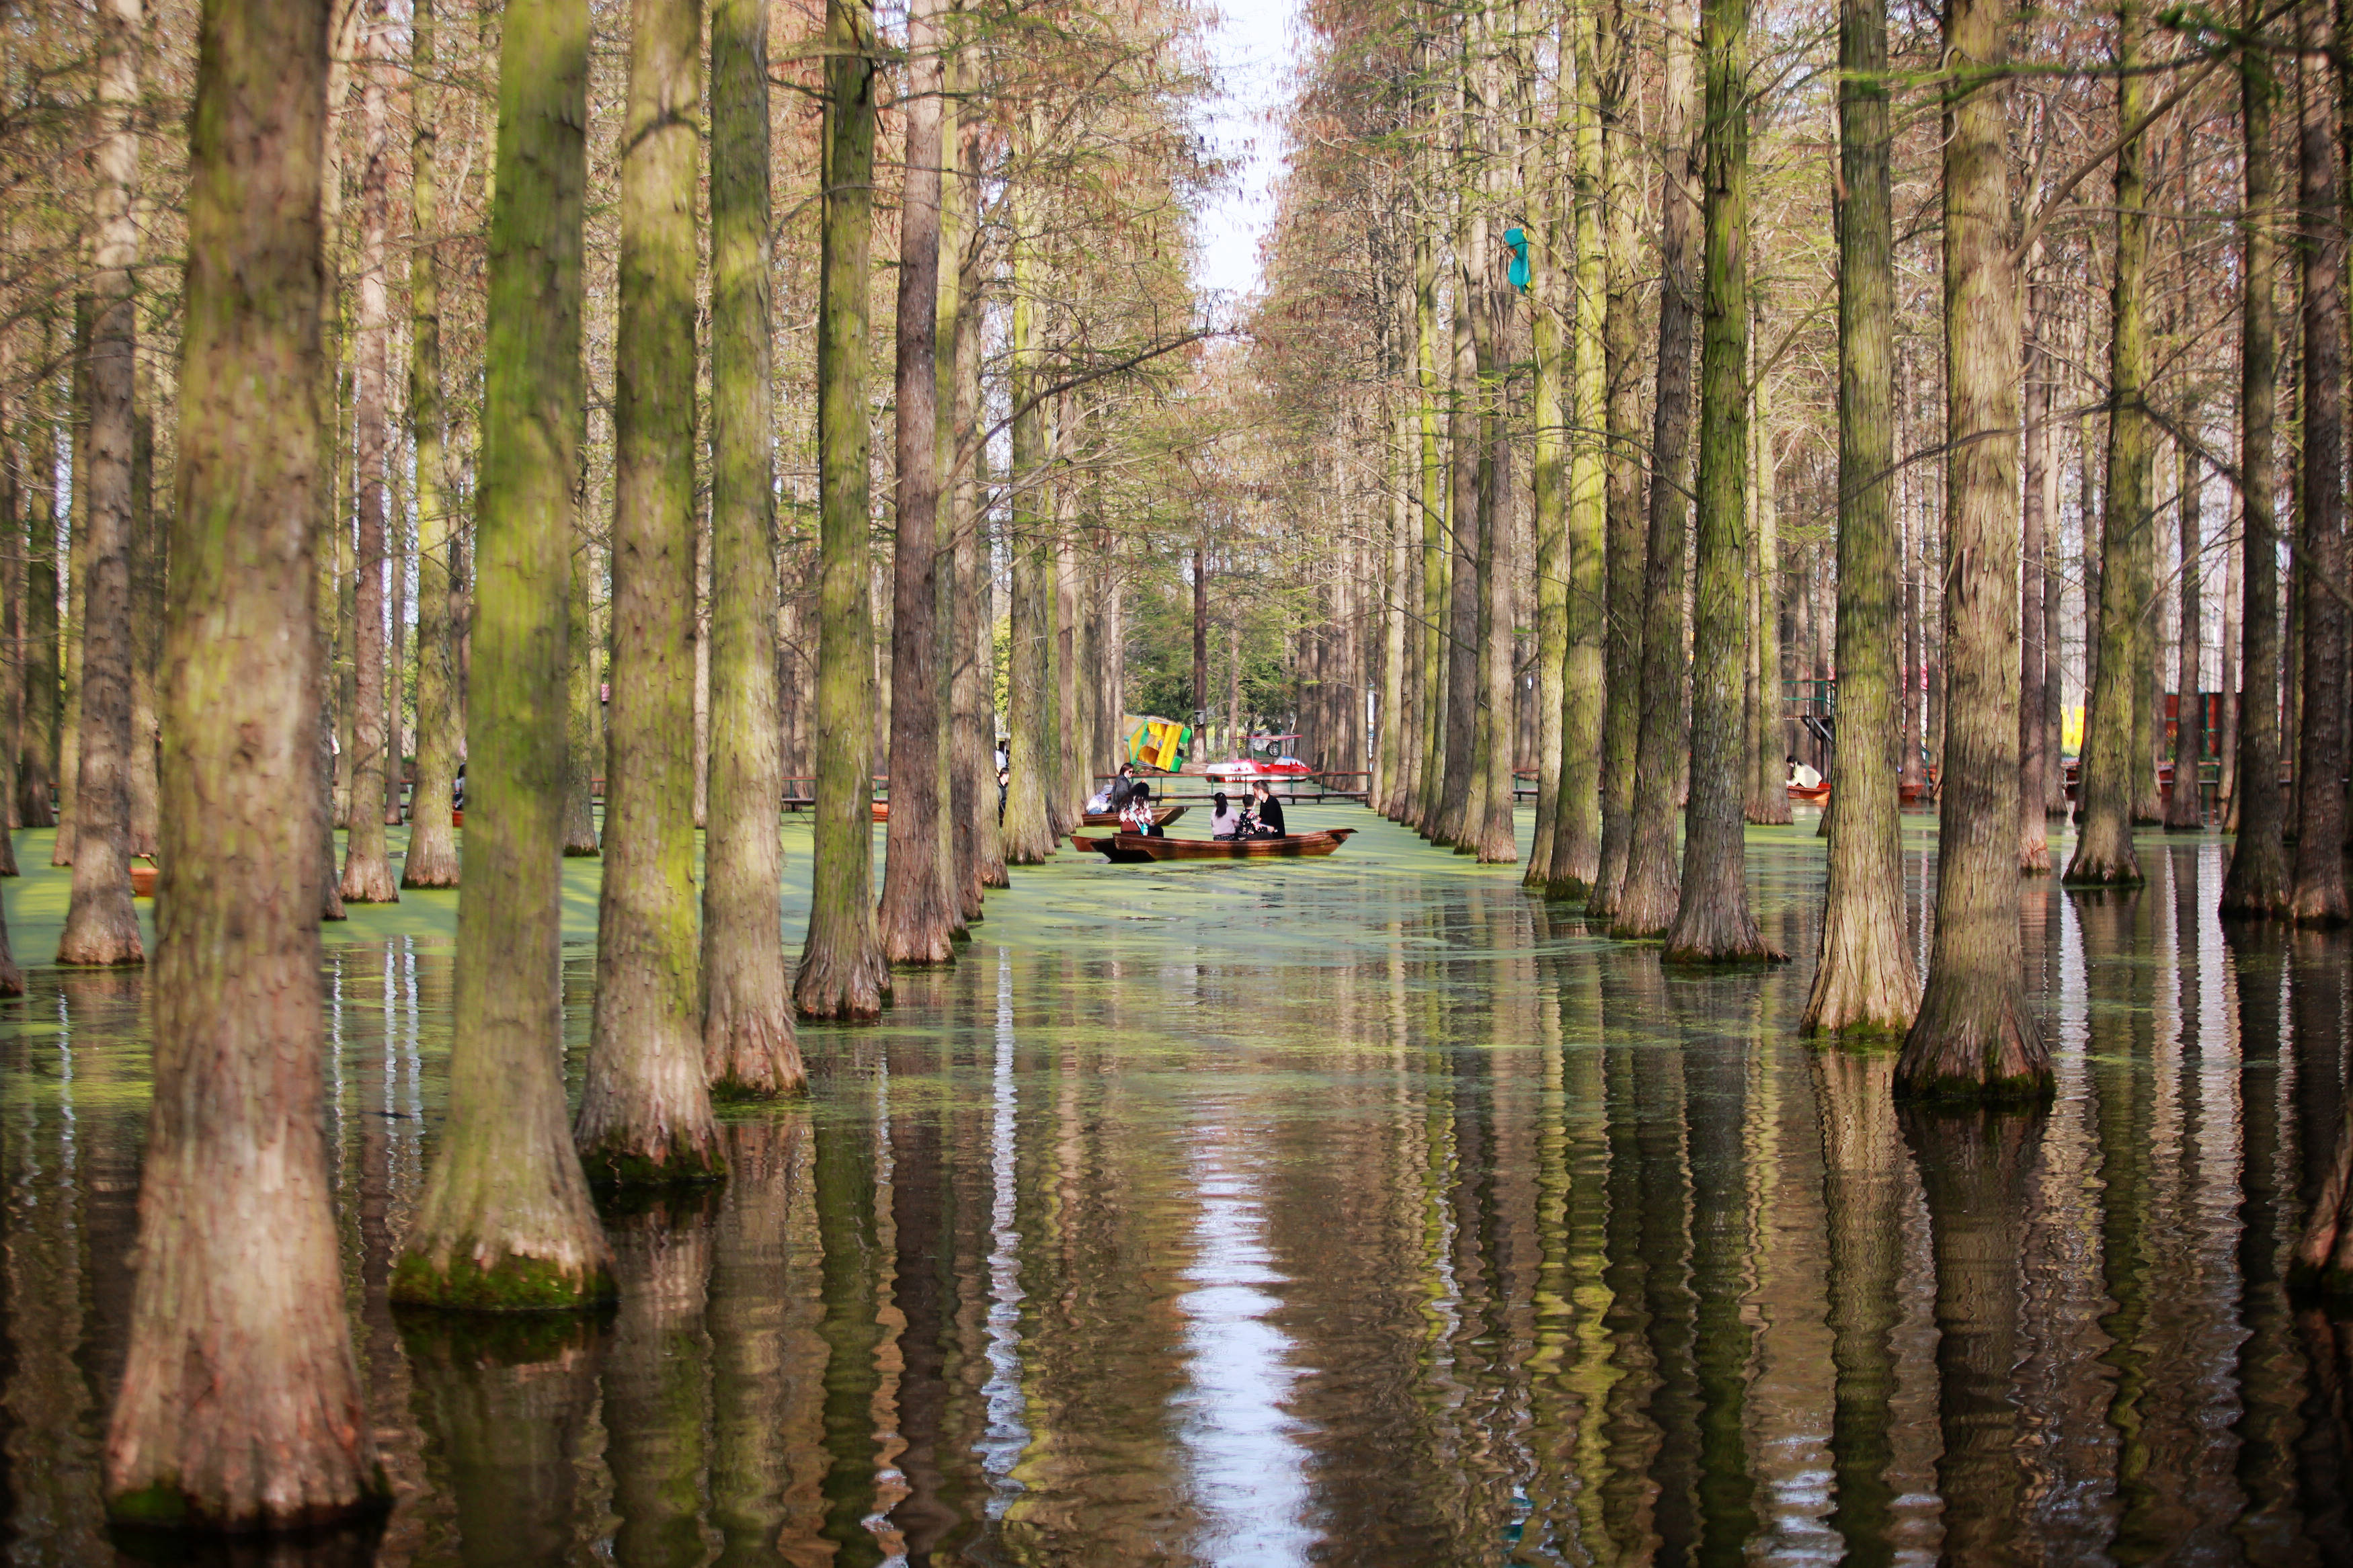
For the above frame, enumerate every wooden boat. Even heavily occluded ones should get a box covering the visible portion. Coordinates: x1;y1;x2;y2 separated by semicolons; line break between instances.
130;862;157;899
871;801;889;822
1078;804;1187;830
1787;781;1831;804
1070;827;1357;864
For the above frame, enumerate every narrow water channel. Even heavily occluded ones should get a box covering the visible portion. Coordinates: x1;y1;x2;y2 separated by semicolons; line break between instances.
2;809;2347;1565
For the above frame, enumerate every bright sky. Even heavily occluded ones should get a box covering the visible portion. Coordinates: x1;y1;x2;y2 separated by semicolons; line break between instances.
1192;0;1304;306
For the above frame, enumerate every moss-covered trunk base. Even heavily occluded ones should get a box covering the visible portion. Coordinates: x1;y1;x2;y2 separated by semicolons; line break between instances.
391;1236;619;1311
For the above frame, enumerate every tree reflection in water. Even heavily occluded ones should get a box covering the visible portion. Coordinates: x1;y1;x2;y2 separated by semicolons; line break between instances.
1;817;2352;1562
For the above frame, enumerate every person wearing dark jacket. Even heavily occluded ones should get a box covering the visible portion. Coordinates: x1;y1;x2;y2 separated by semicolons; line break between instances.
1252;780;1286;837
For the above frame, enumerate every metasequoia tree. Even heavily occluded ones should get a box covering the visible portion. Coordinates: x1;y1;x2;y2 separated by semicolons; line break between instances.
1664;0;1775;964
796;0;889;1018
2066;0;2153;889
337;4;399;905
393;0;612;1308
1894;0;2048;1104
1610;0;1700;940
576;0;724;1182
104;0;386;1522
877;0;959;964
2287;0;2347;925
2164;438;2204;829
1000;115;1059;866
2223;0;2288;917
1803;0;1916;1033
402;0;461;890
58;0;146;966
700;0;803;1096
1589;0;1643;916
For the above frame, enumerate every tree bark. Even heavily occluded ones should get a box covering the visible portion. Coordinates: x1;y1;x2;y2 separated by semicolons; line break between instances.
2290;0;2349;925
1527;132;1567;883
126;408;159;859
1609;0;1700;939
403;0;463;888
55;296;88;868
952;173;1004;901
1895;0;2049;1104
1665;0;1774;964
1744;354;1790;826
2165;438;2206;828
2221;0;2278;921
1589;3;1643;916
699;0;802;1098
1804;0;1917;1034
58;0;147;966
2019;271;2053;870
1434;253;1482;850
18;390;56;830
578;0;724;1182
1550;8;1608;891
795;0;890;1016
105;0;387;1521
1414;218;1447;834
393;0;612;1308
877;0;957;966
560;547;600;854
337;12;399;904
2067;0;2153;888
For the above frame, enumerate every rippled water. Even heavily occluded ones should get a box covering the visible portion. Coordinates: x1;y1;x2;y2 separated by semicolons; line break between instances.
3;809;2351;1566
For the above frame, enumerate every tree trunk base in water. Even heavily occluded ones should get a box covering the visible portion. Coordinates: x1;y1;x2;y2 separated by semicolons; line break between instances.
1802;930;1917;1038
1662;905;1785;966
573;1126;727;1188
340;860;401;905
1545;874;1595;904
59;886;145;967
402;837;461;889
2294;1111;2353;1294
1609;870;1678;940
2061;847;2143;888
2289;884;2352;927
793;940;889;1022
2018;840;2050;875
1893;997;2052;1108
703;1004;806;1100
391;1233;619;1311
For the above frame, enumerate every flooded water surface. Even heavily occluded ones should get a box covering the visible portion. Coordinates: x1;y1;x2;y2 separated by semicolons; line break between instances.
3;810;2350;1565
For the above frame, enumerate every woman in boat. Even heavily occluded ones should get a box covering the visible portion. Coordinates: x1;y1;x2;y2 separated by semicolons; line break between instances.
1250;779;1287;838
1120;782;1166;836
1209;790;1241;839
1786;754;1823;790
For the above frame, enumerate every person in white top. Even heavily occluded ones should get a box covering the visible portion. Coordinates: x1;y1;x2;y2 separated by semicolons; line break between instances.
1786;755;1823;790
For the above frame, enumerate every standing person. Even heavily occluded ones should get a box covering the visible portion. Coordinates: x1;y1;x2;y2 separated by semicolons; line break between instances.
1253;779;1287;838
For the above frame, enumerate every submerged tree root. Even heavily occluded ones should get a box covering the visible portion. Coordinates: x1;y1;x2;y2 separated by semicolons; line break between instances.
703;1004;806;1100
391;1238;619;1311
1893;1001;2053;1108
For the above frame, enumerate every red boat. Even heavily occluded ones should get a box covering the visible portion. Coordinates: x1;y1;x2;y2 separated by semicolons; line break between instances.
1071;828;1357;864
1079;804;1188;830
1788;781;1831;804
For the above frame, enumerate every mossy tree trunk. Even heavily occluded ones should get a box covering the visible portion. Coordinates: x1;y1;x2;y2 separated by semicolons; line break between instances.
577;0;725;1182
1803;0;1917;1035
59;0;147;967
18;396;56;830
338;15;399;906
2289;0;2349;925
560;548;600;854
1435;257;1481;851
2165;438;2206;829
393;0;613;1309
1895;0;2049;1104
1550;8;1607;894
1743;356;1789;827
932;38;969;932
55;297;87;869
1663;0;1773;965
951;140;1004;901
1000;142;1058;868
1413;219;1447;835
126;409;160;859
1589;5;1643;917
403;0;463;889
2223;5;2288;917
2066;0;2152;890
700;0;803;1098
1609;0;1698;940
104;0;387;1522
796;0;889;1017
1526;134;1566;884
878;0;957;966
2019;272;2053;871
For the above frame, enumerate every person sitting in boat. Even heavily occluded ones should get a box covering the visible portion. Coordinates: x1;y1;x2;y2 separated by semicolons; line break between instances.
1088;762;1138;815
1209;790;1241;839
1787;755;1823;790
1250;780;1287;838
1121;782;1166;836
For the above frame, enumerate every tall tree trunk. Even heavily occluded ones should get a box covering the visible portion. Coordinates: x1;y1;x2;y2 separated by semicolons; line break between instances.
2166;438;2206;828
18;380;56;830
1745;349;1791;824
337;9;399;904
1895;0;2048;1103
393;0;613;1308
2019;270;2052;870
404;0;463;887
795;0;889;1015
561;548;600;854
105;0;388;1521
2290;0;2350;924
1589;3;1643;915
930;46;965;940
2067;0;2153;886
1665;0;1773;964
1000;146;1058;868
1899;450;1925;796
1527;145;1567;882
578;0;724;1180
1609;0;1700;938
1550;6;1608;891
1414;220;1447;834
1434;265;1482;849
56;296;89;868
700;0;802;1096
1469;136;1516;866
952;147;1003;902
878;0;957;965
59;0;147;965
126;407;159;859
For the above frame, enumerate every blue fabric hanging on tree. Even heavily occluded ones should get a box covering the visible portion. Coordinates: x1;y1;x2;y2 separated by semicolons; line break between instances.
1504;225;1529;292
